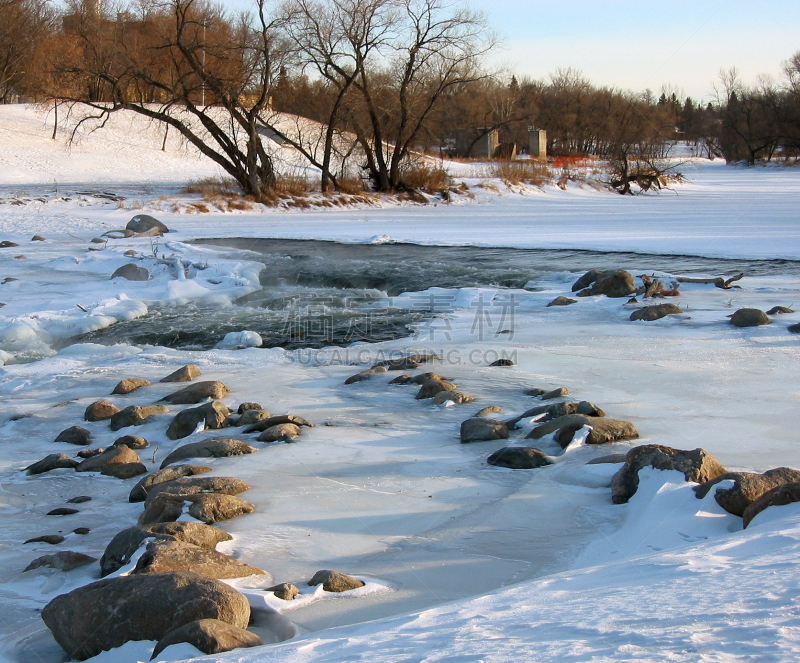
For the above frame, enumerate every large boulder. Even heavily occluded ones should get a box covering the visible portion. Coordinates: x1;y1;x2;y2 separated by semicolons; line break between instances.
148;522;233;549
101;462;147;479
55;425;91;446
166;401;230;440
25;453;78;475
730;308;771;327
742;482;800;528
237;409;274;428
113;435;149;450
132;539;267;579
184;493;256;524
151;619;263;659
126;214;170;235
130;465;213;502
143;476;250;506
76;445;140;473
526;414;637;446
571;268;603;292
138;493;186;526
416;379;457;400
111;264;149;281
308;569;364;592
460;417;509;443
161;381;231;405
160;437;255;468
487;447;552;469
630;304;683;321
41;571;249;660
506;401;604;428
110;404;170;431
694;467;800;517
576;270;636;298
161;364;201;383
24;551;97;573
84;400;120;422
112;378;151;395
611;445;727;504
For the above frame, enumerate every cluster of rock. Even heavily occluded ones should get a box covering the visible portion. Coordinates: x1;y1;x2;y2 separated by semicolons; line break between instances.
25;360;367;660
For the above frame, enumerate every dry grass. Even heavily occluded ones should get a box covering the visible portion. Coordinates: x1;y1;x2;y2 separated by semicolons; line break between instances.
400;163;451;195
182;177;240;197
334;177;368;195
491;160;553;187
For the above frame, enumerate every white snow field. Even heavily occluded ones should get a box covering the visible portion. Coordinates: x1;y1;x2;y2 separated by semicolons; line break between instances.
0;105;800;662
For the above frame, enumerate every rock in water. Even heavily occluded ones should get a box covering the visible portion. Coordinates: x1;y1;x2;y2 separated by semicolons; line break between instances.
576;270;636;298
110;405;169;431
308;569;364;592
166;401;230;440
630;304;683;321
111;264;149;281
131;539;267;579
258;423;301;442
24;551;97;572
76;445;140;473
611;444;727;504
41;571;249;660
84;400;120;421
416;379;457;399
571;269;603;292
161;381;231;404
55;426;91;446
112;378;151;395
160;437;255;468
126;214;170;235
487;447;552;469
129;465;213;502
151;619;263;658
26;454;79;475
729;308;771;327
161;364;201;382
460;418;509;443
547;296;577;307
267;583;299;600
185;494;256;524
143;476;250;506
694;467;800;516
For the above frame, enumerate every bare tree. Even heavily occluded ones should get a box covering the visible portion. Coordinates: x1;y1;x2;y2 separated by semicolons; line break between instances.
50;0;289;200
0;0;53;102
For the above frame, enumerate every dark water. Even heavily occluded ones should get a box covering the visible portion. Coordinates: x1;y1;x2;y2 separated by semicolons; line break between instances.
74;239;800;351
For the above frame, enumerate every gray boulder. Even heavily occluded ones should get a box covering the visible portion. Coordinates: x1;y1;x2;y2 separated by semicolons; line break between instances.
41;571;249;661
789;323;800;334
110;404;170;431
143;476;250;506
130;464;212;502
571;269;603;292
237;409;273;427
111;264;149;281
151;619;263;659
630;304;683;321
24;551;97;573
55;426;91;446
160;437;255;468
161;380;231;405
166;401;230;440
132;539;267;580
127;214;170;235
487;447;552;469
730;308;771;327
25;453;78;475
743;482;800;528
112;378;150;395
766;306;794;315
694;467;800;517
460;417;509;443
611;444;727;504
161;364;201;383
308;569;364;592
138;493;186;526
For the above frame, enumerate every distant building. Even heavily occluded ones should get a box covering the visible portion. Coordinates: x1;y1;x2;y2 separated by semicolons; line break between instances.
528;128;547;159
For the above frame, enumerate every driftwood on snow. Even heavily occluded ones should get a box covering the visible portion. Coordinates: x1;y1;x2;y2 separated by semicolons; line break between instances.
676;273;744;289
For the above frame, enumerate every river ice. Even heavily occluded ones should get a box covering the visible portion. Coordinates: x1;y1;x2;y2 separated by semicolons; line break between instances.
0;105;799;662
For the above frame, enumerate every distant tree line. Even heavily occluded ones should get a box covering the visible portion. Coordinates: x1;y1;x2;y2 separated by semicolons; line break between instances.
0;0;798;198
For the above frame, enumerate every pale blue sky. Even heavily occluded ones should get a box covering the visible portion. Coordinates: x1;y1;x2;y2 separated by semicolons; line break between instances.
224;0;800;101
470;0;800;101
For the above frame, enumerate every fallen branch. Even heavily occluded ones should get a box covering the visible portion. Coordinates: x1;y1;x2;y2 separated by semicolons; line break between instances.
676;273;744;289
